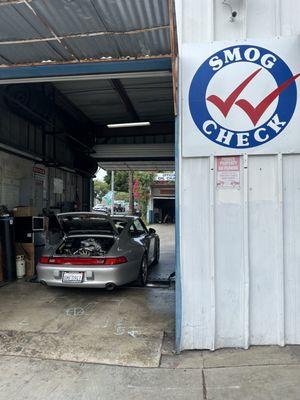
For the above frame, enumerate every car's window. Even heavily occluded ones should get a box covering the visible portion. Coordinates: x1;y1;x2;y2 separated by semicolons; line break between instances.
133;219;146;235
138;219;148;233
59;215;115;234
129;223;137;237
113;219;127;234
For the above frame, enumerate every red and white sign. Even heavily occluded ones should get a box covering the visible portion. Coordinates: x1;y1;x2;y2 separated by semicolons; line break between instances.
216;156;240;189
33;165;46;181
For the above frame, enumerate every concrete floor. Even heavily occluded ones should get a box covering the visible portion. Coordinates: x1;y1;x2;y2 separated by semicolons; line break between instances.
0;281;174;368
1;340;300;399
148;224;175;282
1;224;300;398
0;223;176;370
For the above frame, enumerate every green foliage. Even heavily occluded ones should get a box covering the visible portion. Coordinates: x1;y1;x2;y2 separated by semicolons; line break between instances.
104;171;129;192
93;180;109;200
134;172;155;221
115;192;129;202
100;171;155;221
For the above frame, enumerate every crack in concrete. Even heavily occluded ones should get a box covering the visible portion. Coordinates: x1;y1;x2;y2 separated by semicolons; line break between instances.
202;369;207;400
203;361;300;370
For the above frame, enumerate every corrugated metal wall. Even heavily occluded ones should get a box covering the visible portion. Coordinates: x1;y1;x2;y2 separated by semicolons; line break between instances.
181;154;300;349
176;0;300;350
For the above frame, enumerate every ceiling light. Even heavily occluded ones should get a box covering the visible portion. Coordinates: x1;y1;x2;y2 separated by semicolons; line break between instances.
107;122;151;128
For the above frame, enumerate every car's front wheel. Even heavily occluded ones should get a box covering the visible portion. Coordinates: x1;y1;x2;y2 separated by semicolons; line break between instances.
136;254;148;286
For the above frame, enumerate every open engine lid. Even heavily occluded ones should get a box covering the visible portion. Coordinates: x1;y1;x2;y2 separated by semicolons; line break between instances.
56;212;118;235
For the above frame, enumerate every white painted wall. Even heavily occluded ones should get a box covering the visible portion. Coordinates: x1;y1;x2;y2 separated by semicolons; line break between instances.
0;151;84;214
0;152;34;210
176;0;300;349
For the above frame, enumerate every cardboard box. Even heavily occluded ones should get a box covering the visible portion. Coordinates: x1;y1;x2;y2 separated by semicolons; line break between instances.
13;206;37;217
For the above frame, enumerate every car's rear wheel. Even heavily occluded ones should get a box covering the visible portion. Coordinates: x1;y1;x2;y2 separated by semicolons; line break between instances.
136;254;148;286
152;239;160;265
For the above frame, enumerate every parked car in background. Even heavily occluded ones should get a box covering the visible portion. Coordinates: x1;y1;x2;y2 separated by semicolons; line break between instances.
37;212;160;290
93;205;109;214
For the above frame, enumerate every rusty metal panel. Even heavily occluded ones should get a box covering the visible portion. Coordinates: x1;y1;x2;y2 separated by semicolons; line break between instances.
0;0;171;65
0;2;49;41
31;0;169;35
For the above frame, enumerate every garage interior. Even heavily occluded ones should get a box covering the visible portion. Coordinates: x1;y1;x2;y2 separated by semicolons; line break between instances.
0;0;177;367
153;198;175;223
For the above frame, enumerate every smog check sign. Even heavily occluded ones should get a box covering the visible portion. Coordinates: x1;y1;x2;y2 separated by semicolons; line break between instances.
189;45;300;149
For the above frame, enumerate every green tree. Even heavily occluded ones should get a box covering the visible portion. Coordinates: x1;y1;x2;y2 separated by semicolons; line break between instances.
93;180;109;201
115;192;129;202
133;172;155;222
104;171;129;192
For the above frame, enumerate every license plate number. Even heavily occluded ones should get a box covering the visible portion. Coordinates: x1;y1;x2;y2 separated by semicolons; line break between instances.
62;272;83;283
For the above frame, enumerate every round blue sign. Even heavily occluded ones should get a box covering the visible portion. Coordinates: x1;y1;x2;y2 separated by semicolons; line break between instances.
189;45;298;148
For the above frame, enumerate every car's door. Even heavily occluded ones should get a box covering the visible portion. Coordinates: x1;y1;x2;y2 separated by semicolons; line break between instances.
133;219;156;264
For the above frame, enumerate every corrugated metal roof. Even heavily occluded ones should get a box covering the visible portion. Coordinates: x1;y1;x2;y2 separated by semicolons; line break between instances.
31;0;169;35
97;161;175;171
93;143;174;158
0;0;171;66
0;41;71;64
0;2;49;40
54;74;173;125
122;76;173;122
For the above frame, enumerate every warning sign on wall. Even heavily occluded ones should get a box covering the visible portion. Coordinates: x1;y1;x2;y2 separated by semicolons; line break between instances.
216;156;240;189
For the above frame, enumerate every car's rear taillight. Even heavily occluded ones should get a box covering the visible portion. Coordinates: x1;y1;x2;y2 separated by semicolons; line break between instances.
39;256;127;265
39;256;50;264
103;256;127;265
44;257;105;265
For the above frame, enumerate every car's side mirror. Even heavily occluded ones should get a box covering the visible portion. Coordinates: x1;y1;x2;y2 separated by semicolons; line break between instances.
149;228;156;234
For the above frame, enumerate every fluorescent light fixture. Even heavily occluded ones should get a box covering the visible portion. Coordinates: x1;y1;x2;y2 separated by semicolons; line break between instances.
107;121;151;128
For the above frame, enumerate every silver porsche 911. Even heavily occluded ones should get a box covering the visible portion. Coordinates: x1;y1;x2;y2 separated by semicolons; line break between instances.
37;212;160;290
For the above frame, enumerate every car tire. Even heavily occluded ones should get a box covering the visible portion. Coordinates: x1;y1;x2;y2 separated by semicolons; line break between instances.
152;239;160;265
136;254;148;287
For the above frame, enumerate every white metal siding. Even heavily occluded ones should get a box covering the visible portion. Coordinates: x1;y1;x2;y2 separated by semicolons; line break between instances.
181;157;212;349
180;0;300;43
248;155;280;345
176;0;300;350
283;155;300;344
180;154;300;349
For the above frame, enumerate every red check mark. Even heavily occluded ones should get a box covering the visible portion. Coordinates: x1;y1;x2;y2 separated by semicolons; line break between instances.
236;73;300;125
207;68;262;117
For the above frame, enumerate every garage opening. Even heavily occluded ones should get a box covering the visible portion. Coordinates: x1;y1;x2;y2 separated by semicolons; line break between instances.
153;198;175;224
0;0;178;367
94;168;176;286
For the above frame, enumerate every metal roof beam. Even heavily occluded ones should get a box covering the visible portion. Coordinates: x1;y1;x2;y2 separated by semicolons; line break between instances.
0;25;170;46
94;157;175;162
51;84;95;128
0;58;172;83
110;79;139;122
0;0;25;5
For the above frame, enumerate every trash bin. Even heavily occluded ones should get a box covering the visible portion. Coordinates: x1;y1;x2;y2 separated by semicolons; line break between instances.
0;216;16;281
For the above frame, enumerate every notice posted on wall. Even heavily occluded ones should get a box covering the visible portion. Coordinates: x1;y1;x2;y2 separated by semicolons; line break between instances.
216;156;240;189
53;178;63;194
